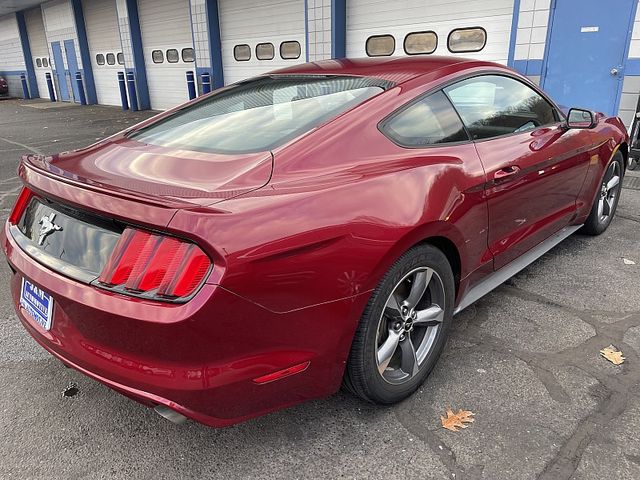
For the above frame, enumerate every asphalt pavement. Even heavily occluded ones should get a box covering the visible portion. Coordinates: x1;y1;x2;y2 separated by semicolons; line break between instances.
0;99;639;480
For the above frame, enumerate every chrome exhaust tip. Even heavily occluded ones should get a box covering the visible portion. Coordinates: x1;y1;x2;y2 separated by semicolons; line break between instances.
154;405;188;424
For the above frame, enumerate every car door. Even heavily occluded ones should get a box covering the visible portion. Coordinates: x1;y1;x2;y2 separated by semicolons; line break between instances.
444;74;592;270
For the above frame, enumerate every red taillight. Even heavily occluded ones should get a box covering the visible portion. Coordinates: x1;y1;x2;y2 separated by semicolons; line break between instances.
9;187;33;224
98;227;211;301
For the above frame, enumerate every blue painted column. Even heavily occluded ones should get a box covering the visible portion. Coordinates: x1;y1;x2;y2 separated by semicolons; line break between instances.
507;0;522;69
331;0;346;59
205;0;224;88
71;0;97;104
126;0;151;109
15;11;39;98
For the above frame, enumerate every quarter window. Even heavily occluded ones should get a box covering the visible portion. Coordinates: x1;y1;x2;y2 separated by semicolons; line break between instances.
404;31;437;55
447;27;487;53
106;53;116;65
35;58;42;67
117;52;124;65
234;44;251;61
382;91;469;147
444;75;557;140
182;47;195;62
366;35;395;57
152;50;164;63
256;43;275;60
166;49;179;63
96;53;105;65
280;41;301;59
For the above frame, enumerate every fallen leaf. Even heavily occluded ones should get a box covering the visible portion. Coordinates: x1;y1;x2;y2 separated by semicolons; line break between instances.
600;345;625;365
623;258;636;265
440;408;475;432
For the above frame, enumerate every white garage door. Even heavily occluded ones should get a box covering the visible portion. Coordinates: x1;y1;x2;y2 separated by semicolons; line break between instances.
138;0;195;110
219;0;306;85
347;0;514;64
24;8;51;99
83;0;122;106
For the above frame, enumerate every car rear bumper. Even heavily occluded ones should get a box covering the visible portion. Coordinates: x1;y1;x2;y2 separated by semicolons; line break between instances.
3;221;363;427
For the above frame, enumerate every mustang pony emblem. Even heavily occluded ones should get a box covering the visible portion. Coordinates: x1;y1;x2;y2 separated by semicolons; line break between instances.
38;213;62;245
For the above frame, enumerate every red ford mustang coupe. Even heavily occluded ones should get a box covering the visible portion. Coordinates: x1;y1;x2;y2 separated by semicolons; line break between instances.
3;57;628;427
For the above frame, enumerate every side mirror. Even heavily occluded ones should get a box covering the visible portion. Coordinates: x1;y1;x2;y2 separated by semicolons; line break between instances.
566;108;597;129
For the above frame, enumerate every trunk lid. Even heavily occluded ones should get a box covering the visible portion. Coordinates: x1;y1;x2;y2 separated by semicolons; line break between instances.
23;136;274;208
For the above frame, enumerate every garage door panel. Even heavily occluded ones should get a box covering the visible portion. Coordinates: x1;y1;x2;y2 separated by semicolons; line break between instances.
83;0;122;106
138;0;194;110
25;8;52;99
347;0;514;64
220;0;306;85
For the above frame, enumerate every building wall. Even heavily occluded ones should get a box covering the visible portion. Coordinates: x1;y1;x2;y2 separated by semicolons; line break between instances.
513;0;550;82
307;0;332;62
0;14;27;97
620;2;640;128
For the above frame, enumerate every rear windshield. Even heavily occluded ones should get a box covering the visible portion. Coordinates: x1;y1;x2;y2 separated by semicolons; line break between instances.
129;76;390;154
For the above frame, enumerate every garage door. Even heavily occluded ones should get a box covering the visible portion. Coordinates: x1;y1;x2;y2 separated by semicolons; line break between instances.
219;0;306;85
138;0;195;110
82;0;122;106
24;8;51;99
347;0;514;64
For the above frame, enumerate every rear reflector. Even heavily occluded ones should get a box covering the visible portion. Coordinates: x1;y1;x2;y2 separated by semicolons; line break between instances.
98;227;211;301
252;361;311;385
9;187;33;225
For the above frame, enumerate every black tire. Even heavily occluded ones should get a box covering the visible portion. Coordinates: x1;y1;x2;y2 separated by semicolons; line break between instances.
581;151;624;235
344;244;454;404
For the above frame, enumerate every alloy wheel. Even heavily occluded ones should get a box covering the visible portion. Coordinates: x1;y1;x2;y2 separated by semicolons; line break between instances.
597;160;621;223
375;267;446;385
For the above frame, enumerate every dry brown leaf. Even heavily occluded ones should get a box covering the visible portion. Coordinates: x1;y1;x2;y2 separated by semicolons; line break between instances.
600;345;625;365
440;408;475;432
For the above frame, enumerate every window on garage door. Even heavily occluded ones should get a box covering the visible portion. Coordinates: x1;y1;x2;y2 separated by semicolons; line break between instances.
404;31;437;55
366;35;395;57
234;44;251;61
256;43;275;60
152;50;164;63
106;53;116;65
96;54;105;65
43;58;48;67
280;41;301;59
117;53;124;65
166;49;179;63
448;27;487;53
444;75;558;140
182;48;195;62
36;58;42;67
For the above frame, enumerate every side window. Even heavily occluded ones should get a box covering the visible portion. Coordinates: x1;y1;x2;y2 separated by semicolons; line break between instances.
444;75;558;140
381;90;469;147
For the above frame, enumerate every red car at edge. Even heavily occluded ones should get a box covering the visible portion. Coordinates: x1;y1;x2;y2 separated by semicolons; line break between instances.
3;57;628;427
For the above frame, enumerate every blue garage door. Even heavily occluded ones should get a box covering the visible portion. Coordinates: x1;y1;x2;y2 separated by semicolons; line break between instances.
542;0;637;115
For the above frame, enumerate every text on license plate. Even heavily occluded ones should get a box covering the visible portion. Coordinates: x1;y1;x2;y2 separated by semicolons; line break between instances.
20;278;54;331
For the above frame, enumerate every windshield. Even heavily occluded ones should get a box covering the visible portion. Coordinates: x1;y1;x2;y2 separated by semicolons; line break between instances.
129;76;389;154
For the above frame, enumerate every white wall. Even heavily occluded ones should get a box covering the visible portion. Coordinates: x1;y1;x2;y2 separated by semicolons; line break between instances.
25;7;51;99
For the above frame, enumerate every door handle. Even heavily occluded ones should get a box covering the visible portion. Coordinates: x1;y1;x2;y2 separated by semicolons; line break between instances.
493;165;521;182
